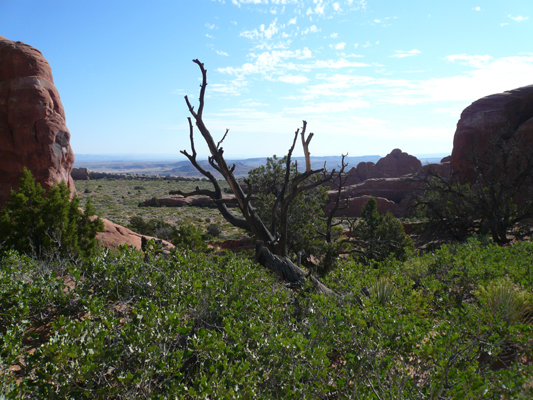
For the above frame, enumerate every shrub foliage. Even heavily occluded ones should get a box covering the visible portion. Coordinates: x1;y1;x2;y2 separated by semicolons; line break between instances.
1;238;532;398
0;168;103;259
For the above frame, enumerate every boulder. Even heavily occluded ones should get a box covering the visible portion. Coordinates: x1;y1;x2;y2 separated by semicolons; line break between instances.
71;167;91;180
96;218;174;252
451;85;533;182
0;36;75;207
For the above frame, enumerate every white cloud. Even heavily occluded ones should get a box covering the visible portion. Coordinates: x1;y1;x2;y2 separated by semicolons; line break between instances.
390;49;421;58
508;15;529;22
473;6;481;11
301;58;369;69
301;25;320;34
285;99;369;114
330;32;338;38
228;0;366;20
216;50;229;56
278;75;309;84
330;42;346;50
205;23;217;29
288;17;297;25
240;18;280;40
444;54;491;67
500;23;509;27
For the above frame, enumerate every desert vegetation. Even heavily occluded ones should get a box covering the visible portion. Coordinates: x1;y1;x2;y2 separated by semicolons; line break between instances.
1;61;533;398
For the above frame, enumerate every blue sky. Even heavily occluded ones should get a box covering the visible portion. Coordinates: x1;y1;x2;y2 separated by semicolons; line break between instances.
2;0;532;160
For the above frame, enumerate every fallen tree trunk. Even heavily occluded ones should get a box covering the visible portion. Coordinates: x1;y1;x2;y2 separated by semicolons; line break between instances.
255;243;337;296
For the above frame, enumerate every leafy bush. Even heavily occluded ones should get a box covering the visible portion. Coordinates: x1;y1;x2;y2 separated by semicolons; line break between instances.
172;223;208;252
206;223;221;238
0;168;103;260
128;216;172;240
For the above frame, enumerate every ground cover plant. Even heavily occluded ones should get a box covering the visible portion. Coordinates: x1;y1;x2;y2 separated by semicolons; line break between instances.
1;238;532;398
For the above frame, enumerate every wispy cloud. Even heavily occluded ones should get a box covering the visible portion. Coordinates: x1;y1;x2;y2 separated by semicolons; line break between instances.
241;18;280;40
508;15;529;22
229;0;367;20
216;50;229;56
473;6;481;11
444;54;491;67
278;75;309;84
390;49;421;58
205;23;217;29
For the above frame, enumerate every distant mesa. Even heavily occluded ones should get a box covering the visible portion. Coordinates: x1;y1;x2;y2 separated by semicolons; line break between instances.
0;35;75;207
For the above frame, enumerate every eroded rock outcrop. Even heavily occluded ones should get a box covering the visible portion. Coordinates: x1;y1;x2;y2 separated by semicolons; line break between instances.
0;36;75;207
451;85;533;182
96;218;174;252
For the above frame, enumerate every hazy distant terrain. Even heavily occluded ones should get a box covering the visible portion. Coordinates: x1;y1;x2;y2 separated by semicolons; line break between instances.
74;154;447;178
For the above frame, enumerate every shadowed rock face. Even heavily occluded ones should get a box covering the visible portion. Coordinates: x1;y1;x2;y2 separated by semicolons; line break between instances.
0;36;75;207
451;85;533;182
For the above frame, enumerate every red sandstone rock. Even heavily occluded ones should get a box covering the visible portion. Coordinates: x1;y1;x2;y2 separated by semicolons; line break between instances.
325;195;400;218
96;218;174;251
420;161;452;178
451;85;533;182
0;36;75;207
375;148;422;178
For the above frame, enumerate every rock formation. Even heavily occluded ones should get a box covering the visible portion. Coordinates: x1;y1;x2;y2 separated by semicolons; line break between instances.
71;167;90;180
96;218;174;252
0;36;76;207
451;85;533;182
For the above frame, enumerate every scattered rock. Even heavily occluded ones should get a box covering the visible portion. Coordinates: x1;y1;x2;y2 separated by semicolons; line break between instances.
0;36;75;207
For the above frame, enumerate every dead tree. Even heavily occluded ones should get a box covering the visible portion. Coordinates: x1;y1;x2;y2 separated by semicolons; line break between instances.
171;59;337;294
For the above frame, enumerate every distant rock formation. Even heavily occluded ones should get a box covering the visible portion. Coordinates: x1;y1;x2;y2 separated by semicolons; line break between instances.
451;85;533;182
141;194;238;208
324;149;425;217
0;36;75;207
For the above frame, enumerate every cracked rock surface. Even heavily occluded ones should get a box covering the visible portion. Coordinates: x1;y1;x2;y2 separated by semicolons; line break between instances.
0;35;75;207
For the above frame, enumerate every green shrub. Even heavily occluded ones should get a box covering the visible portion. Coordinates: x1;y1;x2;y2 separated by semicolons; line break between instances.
172;223;208;252
0;168;103;260
354;197;414;263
